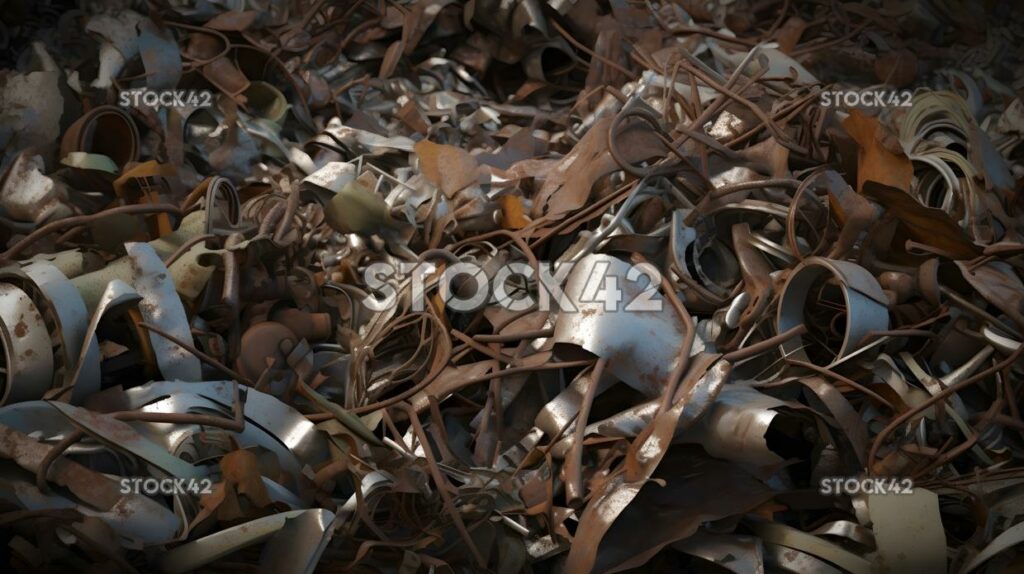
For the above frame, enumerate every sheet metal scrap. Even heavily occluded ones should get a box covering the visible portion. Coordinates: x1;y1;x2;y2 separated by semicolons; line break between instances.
0;0;1023;572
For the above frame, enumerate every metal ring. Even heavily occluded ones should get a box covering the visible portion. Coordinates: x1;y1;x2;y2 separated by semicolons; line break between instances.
777;257;889;366
1;263;101;404
0;282;55;405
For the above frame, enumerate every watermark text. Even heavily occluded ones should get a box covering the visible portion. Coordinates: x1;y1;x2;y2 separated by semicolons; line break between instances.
119;477;214;496
119;89;213;110
819;476;914;496
819;89;912;109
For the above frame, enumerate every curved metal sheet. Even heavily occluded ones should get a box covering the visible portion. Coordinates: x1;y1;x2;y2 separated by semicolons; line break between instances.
22;262;101;403
125;242;202;381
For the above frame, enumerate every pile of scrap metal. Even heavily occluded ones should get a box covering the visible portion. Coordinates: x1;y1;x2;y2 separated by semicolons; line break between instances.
0;0;1023;572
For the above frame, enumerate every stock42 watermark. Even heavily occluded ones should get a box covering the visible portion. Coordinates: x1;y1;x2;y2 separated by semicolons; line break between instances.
119;89;214;110
819;476;914;496
361;259;665;313
819;89;913;109
119;477;214;496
